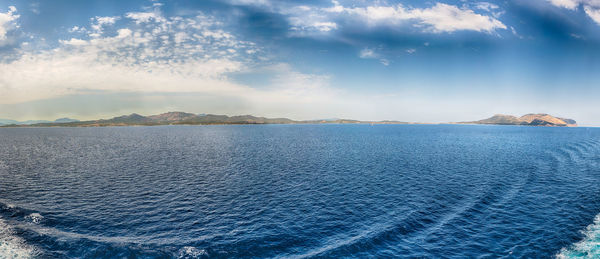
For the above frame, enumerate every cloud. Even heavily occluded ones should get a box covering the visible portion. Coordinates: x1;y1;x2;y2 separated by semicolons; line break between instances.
228;0;271;7
69;26;86;33
0;8;259;104
358;48;389;66
474;2;500;12
290;20;337;32
584;5;600;24
335;3;507;33
282;5;339;35
317;2;507;33
510;26;524;39
238;1;505;37
125;11;162;24
88;16;119;37
0;5;358;121
60;38;88;46
548;0;600;24
549;0;582;10
0;6;19;44
359;48;376;59
30;2;40;15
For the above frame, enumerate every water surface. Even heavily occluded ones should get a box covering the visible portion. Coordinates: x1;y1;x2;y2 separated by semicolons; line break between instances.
1;125;600;258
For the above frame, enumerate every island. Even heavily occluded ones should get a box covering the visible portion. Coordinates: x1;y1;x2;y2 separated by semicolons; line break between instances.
0;112;411;127
458;113;577;127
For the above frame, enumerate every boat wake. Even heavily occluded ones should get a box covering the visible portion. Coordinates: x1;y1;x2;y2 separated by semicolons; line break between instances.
555;139;600;258
557;213;600;258
0;217;37;259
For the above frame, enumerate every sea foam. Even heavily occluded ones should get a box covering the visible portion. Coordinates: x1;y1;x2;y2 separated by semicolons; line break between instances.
177;246;207;258
24;213;43;224
0;218;37;259
557;213;600;258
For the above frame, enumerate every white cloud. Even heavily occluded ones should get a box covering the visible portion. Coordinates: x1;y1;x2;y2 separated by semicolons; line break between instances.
570;33;584;39
549;0;582;9
95;16;118;25
584;5;600;24
284;5;339;35
311;22;338;32
173;31;188;44
336;3;506;33
548;0;600;24
69;26;86;33
60;38;88;46
359;48;377;59
89;16;119;37
290;19;338;32
228;0;271;7
125;11;162;24
358;48;389;66
323;0;344;13
0;9;261;104
510;26;524;39
474;2;500;12
0;6;19;44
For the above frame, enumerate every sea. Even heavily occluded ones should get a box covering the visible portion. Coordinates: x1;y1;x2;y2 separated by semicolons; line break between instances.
1;124;600;258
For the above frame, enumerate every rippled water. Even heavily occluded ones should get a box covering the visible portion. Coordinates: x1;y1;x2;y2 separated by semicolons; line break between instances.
1;125;600;258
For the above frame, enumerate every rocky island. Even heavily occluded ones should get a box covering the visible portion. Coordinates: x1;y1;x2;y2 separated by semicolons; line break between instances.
460;113;577;127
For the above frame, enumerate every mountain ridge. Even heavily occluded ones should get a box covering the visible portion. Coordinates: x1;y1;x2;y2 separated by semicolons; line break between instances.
0;112;578;127
1;112;410;127
0;118;79;126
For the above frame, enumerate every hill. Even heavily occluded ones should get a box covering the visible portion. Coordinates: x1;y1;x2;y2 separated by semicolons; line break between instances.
0;118;79;126
1;112;409;127
461;113;577;127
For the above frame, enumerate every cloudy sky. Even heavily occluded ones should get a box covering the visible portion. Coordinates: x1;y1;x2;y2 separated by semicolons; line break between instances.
0;0;599;125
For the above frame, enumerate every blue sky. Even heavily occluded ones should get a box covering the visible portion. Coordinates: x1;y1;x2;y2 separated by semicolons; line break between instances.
1;0;600;125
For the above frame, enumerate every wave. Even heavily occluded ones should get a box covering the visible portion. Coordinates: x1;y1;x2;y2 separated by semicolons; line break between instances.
0;201;208;258
557;213;600;258
177;246;207;258
0;217;38;259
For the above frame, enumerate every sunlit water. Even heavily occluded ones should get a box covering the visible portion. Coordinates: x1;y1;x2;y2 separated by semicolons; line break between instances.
1;125;600;258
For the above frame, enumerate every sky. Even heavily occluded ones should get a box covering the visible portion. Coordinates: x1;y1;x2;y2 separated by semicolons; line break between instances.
0;0;600;125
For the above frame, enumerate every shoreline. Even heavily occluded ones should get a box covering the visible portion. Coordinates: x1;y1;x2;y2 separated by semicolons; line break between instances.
0;123;592;128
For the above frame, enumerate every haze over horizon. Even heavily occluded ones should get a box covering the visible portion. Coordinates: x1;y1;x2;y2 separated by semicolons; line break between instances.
1;0;600;125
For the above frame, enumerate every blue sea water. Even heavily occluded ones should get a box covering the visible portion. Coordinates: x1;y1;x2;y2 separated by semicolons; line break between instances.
1;124;600;258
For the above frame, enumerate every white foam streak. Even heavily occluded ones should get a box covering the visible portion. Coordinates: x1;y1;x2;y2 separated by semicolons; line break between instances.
24;213;43;224
557;213;600;258
0;218;36;259
177;246;207;258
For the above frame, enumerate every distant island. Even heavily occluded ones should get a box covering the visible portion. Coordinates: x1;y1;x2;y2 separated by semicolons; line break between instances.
0;117;79;126
0;112;577;127
0;112;411;127
458;113;577;127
